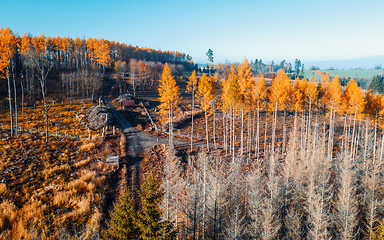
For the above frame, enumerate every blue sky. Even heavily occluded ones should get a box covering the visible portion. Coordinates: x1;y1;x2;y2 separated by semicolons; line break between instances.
2;0;384;64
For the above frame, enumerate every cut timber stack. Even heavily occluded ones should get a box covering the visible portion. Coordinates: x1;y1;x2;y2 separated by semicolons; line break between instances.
85;106;114;130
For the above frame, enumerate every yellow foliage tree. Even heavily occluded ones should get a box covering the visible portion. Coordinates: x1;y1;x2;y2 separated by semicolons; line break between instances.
268;69;292;112
225;72;241;158
322;76;342;157
305;77;318;110
343;78;366;119
237;59;254;107
158;63;181;145
94;39;111;74
252;74;267;158
197;73;216;150
0;27;18;137
186;70;198;151
365;89;382;120
237;59;254;155
268;69;292;154
323;76;342;115
294;77;308;112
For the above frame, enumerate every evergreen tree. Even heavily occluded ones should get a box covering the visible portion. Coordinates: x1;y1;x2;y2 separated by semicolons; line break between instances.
369;75;384;94
136;171;175;240
206;48;214;76
108;188;140;240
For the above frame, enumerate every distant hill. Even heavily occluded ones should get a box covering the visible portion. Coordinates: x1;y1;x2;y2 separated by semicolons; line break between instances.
304;55;384;70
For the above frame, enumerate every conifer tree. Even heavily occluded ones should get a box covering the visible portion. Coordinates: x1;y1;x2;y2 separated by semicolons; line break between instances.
365;90;382;120
226;73;241;159
323;76;342;158
220;68;237;155
268;69;292;154
237;59;254;156
343;78;366;118
136;171;174;240
197;73;216;150
305;77;318;125
108;188;140;240
94;38;111;74
186;70;198;152
0;27;17;137
294;77;308;112
252;74;266;159
158;63;181;146
369;75;384;94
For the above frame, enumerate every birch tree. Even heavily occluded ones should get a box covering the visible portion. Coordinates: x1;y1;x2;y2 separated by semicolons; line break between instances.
31;34;53;142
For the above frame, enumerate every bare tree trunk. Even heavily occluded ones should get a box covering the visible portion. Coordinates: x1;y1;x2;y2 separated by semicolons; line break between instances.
191;85;195;152
282;110;286;154
230;109;233;156
271;101;278;154
205;98;209;151
12;62;18;135
241;108;244;156
232;107;235;160
327;108;334;160
247;110;251;160
21;75;24;117
255;103;260;159
7;67;13;137
264;112;268;156
224;111;227;155
213;102;216;149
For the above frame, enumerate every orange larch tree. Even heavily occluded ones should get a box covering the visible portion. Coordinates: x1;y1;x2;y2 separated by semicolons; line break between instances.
305;77;318;130
225;71;241;159
365;89;382;121
19;33;32;115
237;58;254;156
158;63;181;146
197;73;216;150
94;39;111;74
343;78;366;119
323;76;342;158
0;27;18;136
268;69;292;154
342;78;366;154
251;73;267;158
186;70;198;151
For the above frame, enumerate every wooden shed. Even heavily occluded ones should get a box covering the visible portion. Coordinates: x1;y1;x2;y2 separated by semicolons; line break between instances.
122;99;135;107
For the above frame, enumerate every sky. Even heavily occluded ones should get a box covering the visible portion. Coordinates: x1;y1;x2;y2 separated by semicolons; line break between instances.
2;0;384;65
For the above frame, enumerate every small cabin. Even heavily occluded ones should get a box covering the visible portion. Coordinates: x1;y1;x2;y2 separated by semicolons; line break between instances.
106;155;119;169
122;99;135;107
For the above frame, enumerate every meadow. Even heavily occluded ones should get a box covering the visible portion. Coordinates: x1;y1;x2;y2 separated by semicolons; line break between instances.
304;69;382;81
